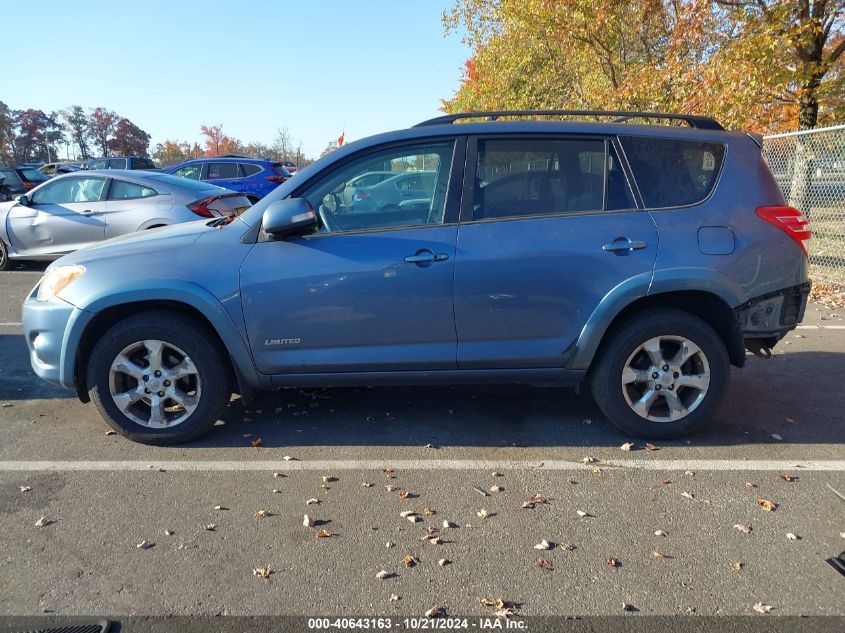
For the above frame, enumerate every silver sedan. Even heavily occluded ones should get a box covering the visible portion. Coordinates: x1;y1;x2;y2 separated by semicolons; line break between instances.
0;170;251;270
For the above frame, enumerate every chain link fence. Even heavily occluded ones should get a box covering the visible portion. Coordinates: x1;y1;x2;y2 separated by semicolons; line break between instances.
763;125;845;287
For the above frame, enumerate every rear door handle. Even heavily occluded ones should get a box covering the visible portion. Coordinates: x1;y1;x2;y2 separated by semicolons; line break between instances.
602;237;648;253
404;249;449;265
80;209;100;216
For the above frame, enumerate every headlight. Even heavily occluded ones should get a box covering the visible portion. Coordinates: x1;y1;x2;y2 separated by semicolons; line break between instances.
36;265;86;302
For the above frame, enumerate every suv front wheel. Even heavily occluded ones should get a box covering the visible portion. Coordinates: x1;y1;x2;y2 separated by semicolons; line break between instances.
590;308;729;439
87;311;231;444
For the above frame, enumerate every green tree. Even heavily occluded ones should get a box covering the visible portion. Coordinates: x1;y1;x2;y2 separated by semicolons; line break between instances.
62;105;91;159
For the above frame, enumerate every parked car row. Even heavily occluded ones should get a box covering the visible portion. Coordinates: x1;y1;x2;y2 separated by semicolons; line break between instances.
165;156;294;202
0;170;251;270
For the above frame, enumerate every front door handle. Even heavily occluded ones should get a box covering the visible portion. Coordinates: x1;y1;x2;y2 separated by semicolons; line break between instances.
404;249;449;266
80;209;100;216
602;237;648;254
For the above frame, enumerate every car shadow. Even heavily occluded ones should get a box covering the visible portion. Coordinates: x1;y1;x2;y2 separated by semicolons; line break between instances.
188;351;845;448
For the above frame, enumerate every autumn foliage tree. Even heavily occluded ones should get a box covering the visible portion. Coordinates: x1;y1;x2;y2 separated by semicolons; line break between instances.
444;0;845;132
88;107;119;156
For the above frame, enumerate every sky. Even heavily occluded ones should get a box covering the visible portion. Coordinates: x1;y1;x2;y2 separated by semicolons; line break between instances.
2;0;469;159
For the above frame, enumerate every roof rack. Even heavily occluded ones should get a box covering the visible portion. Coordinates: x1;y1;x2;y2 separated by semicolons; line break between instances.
414;110;724;131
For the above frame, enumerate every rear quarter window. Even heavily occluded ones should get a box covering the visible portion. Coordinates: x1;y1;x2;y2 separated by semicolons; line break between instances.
620;136;726;208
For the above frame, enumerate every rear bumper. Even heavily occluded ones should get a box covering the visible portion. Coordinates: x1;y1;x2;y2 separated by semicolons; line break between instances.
736;282;810;342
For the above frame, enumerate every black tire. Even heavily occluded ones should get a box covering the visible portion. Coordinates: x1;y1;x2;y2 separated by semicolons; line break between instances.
87;311;231;444
590;308;729;439
0;241;10;271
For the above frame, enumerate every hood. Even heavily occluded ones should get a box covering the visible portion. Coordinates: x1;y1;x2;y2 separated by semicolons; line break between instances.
50;218;238;267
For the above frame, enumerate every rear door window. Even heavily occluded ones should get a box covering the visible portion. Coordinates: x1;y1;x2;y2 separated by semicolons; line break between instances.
108;158;128;169
620;136;726;208
472;137;635;220
108;179;157;200
204;162;240;180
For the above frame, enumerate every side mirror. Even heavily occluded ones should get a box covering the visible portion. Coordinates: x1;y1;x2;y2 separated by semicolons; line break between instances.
262;198;317;238
17;195;30;207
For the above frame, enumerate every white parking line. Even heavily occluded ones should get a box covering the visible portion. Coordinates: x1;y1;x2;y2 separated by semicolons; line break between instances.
796;324;845;329
0;459;842;472
0;322;22;326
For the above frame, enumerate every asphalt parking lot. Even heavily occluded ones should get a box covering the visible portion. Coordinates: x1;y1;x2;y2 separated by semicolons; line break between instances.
0;266;843;623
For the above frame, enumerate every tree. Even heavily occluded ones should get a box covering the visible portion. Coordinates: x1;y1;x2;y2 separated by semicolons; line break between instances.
14;109;56;162
62;105;91;159
715;0;845;130
0;101;14;163
88;107;118;156
200;123;225;155
153;140;186;164
443;0;845;132
272;126;292;161
108;118;151;156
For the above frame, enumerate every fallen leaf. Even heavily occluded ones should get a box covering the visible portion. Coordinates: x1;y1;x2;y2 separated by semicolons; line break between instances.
536;558;554;570
780;475;798;482
492;471;503;477
203;523;217;531
681;492;695;500
534;540;553;550
622;603;636;612
582;456;597;464
383;467;394;476
177;542;196;549
786;532;800;540
385;485;396;492
425;607;445;619
400;554;418;567
254;510;271;519
645;443;659;451
576;510;592;517
730;562;744;572
422;507;435;516
489;486;504;493
273;472;286;478
399;510;416;518
734;524;752;534
272;489;281;494
753;603;773;614
283;455;294;461
105;430;117;436
560;543;576;551
428;536;443;545
653;551;672;559
250;438;263;448
1;402;12;407
521;502;535;509
771;434;783;441
34;516;52;527
606;557;620;568
442;520;454;529
389;594;399;601
477;509;491;518
253;565;272;579
529;494;549;504
423;443;434;448
213;505;227;511
745;482;758;489
303;514;315;528
407;515;422;523
438;558;451;567
654;530;668;537
684;470;695;477
659;480;672;486
786;417;795;423
316;529;332;538
376;570;391;580
620;442;635;451
757;498;778;512
591;468;603;474
398;489;411;499
322;475;337;483
136;540;154;549
473;486;489;497
19;485;31;493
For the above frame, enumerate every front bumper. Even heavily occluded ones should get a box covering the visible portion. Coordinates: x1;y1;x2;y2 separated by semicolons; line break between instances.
22;285;91;390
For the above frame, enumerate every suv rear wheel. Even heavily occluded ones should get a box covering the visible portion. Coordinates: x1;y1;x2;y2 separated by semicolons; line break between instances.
590;308;729;439
87;311;231;444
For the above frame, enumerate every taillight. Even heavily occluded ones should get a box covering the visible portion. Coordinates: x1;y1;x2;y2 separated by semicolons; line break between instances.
755;206;811;256
23;181;36;190
267;175;286;184
187;194;228;217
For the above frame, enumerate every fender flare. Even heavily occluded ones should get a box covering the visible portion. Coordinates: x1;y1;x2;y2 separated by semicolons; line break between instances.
63;280;262;390
567;268;747;371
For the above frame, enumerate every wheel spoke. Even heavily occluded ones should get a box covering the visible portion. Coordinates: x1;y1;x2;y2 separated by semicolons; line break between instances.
642;338;664;369
166;357;197;381
144;340;165;372
148;395;166;426
676;373;710;391
670;340;702;368
169;389;199;413
111;354;146;380
622;366;650;385
112;388;144;413
631;388;658;418
663;390;688;420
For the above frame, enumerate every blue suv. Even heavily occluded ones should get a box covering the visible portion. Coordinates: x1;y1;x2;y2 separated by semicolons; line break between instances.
22;110;810;444
165;156;292;202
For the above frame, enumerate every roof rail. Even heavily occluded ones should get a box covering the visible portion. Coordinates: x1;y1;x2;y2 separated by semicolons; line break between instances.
414;110;724;131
